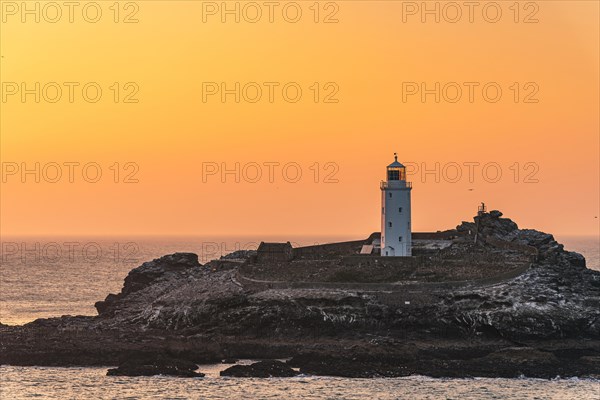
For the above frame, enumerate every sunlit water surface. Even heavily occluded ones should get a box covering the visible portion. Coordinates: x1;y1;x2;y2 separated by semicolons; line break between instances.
0;364;598;400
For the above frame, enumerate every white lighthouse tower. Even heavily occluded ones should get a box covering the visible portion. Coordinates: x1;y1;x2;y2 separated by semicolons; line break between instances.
380;153;412;256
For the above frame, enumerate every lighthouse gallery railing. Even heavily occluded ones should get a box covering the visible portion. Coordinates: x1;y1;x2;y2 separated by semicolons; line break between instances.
380;181;412;189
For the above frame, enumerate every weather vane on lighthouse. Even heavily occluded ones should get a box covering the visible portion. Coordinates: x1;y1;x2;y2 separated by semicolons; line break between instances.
380;153;412;256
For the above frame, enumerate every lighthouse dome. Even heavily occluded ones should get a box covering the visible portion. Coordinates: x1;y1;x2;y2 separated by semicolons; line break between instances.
387;160;405;168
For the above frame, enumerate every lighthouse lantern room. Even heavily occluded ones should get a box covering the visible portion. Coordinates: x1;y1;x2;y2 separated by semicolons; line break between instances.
380;153;412;256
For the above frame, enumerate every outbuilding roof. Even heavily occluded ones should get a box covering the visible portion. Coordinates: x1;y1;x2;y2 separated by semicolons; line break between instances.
257;242;292;252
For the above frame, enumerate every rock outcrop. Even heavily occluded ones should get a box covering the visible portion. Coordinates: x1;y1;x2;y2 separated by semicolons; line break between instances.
220;360;299;377
1;211;598;378
287;344;600;379
94;253;201;316
106;355;204;377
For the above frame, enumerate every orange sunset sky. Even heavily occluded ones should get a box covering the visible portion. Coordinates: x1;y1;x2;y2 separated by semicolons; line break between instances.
1;1;599;237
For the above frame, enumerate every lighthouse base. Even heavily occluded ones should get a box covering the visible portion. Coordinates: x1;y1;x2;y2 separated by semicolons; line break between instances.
382;245;412;257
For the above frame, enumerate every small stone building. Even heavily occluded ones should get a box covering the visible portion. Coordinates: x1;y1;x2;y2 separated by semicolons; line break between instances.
256;242;294;262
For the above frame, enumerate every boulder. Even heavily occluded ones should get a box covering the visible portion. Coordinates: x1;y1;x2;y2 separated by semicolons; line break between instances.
106;355;204;377
220;360;299;377
455;347;564;378
294;358;389;378
489;210;503;218
288;351;414;378
475;212;519;239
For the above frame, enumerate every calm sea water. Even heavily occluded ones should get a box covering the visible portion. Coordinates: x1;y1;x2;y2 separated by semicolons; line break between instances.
0;364;598;400
0;235;598;399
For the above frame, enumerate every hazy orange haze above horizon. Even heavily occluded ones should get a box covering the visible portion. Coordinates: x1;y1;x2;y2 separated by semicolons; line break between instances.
1;1;599;237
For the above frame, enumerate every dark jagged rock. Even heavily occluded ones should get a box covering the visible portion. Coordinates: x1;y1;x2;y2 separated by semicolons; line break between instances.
288;345;600;379
1;211;599;379
106;355;204;377
460;209;519;240
289;355;407;378
489;210;503;218
95;252;201;316
220;360;299;377
120;252;201;296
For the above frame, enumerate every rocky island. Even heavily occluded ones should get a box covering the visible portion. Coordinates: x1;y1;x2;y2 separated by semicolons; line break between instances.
1;211;599;379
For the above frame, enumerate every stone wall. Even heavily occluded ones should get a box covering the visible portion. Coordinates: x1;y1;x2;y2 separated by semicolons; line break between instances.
412;230;467;240
340;255;419;267
235;262;532;299
294;240;367;260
